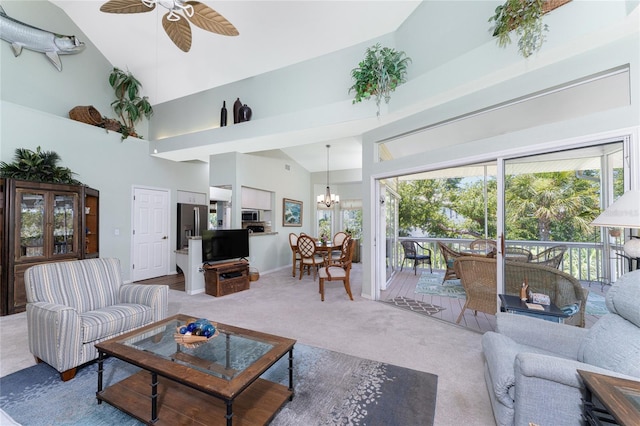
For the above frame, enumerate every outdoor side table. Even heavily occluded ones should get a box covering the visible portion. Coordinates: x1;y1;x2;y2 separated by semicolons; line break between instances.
499;294;570;323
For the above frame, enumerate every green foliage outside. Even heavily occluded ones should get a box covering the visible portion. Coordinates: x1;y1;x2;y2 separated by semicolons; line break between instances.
342;209;362;239
398;169;622;243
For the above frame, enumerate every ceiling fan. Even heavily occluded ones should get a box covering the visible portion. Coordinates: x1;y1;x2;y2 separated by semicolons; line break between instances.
100;0;239;52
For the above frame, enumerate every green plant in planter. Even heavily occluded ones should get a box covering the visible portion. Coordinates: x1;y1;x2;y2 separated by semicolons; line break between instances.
489;0;548;58
349;43;411;115
0;146;81;184
108;67;154;141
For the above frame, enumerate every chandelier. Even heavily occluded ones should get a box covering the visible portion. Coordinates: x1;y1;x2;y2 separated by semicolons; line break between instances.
317;144;340;208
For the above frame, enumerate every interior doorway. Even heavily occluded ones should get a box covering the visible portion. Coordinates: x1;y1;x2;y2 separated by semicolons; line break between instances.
131;186;170;282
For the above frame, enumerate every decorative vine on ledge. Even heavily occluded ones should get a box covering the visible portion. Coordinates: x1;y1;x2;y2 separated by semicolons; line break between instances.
489;0;572;58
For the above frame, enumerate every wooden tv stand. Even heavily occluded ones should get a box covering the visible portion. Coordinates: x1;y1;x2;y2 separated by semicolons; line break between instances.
203;260;250;297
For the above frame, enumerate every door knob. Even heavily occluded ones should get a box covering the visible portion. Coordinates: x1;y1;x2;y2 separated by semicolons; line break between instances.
162;236;167;240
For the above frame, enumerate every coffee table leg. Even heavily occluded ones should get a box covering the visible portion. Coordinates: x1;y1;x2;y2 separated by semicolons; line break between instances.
288;347;294;400
226;400;233;426
151;372;158;422
97;351;104;404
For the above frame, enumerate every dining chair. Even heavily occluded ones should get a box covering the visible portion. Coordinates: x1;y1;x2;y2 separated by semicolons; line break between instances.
400;240;432;275
331;231;349;260
297;235;323;280
288;233;301;277
318;236;355;301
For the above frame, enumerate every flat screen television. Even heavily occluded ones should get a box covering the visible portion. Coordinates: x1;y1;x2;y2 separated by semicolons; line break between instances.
201;229;250;263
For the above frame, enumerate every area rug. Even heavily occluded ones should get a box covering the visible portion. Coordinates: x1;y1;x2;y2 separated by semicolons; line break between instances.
415;272;466;299
415;272;609;316
383;296;446;317
585;292;609;316
0;344;437;426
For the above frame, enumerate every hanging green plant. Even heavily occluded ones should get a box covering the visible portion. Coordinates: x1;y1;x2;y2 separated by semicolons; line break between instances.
489;0;549;58
108;67;154;141
349;43;411;115
0;146;81;184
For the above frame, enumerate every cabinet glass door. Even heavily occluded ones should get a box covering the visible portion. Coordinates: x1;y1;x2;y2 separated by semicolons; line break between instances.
18;192;45;258
53;194;77;256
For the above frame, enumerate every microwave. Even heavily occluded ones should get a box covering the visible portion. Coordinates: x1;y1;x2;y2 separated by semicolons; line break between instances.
242;210;259;221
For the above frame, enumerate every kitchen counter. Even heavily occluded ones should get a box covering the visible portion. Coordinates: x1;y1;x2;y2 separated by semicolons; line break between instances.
249;232;278;237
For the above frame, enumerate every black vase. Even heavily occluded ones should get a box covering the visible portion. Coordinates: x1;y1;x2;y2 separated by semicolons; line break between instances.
238;104;252;122
233;98;242;124
220;101;227;127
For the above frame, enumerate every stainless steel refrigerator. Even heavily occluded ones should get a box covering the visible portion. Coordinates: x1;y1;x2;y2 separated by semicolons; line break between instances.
177;203;208;249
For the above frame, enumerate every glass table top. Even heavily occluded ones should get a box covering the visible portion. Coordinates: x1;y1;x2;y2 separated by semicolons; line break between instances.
121;318;274;381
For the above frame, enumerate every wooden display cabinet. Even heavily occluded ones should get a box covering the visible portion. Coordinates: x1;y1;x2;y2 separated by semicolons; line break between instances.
203;261;250;297
84;187;99;258
1;179;99;315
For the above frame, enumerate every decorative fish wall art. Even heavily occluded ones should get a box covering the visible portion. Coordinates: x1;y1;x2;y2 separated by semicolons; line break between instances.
0;5;85;71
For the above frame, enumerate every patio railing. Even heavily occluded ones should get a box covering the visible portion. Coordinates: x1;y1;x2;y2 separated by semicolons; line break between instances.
397;237;627;283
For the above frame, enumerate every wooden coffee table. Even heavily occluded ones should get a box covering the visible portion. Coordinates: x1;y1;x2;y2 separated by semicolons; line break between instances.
95;314;296;426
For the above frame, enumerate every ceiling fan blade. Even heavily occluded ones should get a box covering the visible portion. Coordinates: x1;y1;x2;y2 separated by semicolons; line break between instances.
100;0;155;14
162;12;192;52
185;1;239;36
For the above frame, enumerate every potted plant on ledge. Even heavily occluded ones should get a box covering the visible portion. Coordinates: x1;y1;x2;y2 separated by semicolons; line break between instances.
349;43;411;116
108;67;154;141
488;0;571;58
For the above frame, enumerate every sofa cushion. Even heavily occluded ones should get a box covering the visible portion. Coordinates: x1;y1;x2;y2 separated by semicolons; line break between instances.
606;269;640;327
80;304;152;343
482;332;566;408
577;314;640;378
25;258;122;313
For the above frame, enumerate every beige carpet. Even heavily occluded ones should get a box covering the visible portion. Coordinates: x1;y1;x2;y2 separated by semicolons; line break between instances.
0;263;495;425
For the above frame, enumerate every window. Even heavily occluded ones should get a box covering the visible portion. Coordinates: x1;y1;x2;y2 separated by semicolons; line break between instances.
317;210;332;239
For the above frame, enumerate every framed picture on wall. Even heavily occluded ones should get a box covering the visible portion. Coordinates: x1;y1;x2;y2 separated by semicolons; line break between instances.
283;198;303;227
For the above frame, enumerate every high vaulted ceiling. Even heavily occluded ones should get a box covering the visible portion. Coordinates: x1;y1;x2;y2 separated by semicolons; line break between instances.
49;0;421;173
51;0;421;105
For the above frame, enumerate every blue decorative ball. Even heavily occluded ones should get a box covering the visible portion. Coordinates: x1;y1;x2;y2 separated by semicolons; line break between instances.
179;326;188;334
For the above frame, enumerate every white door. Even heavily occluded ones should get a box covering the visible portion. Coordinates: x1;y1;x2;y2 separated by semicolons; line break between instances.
132;187;170;281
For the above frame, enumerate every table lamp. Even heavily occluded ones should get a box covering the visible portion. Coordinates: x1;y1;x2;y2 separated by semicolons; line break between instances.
591;190;640;258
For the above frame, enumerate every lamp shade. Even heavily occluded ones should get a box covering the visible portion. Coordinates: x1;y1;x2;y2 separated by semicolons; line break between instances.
590;190;640;228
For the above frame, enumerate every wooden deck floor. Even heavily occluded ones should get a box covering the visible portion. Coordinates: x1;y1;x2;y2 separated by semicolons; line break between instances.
380;268;606;333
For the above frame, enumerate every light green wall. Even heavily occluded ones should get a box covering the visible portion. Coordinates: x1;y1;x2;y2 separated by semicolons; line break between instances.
1;102;210;280
209;151;312;273
0;1;144;132
0;1;208;281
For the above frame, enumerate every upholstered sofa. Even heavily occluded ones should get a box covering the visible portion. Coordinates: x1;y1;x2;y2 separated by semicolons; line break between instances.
25;258;168;381
482;269;640;426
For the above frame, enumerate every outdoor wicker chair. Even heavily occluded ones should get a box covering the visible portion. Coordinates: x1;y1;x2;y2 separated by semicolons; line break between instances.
505;260;587;327
530;245;567;269
454;257;588;327
400;240;433;275
454;256;497;324
504;246;533;262
437;242;468;282
469;238;497;253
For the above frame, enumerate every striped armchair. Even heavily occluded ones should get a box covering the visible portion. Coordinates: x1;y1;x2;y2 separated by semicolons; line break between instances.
24;258;168;381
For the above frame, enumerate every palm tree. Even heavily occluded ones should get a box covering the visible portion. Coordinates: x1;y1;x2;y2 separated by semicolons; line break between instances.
505;172;598;241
